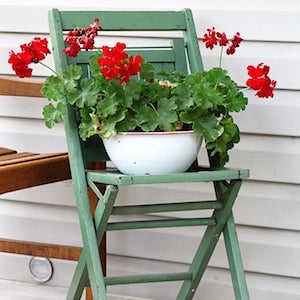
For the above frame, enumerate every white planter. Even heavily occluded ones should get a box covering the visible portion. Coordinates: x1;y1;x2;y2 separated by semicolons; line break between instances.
102;130;203;175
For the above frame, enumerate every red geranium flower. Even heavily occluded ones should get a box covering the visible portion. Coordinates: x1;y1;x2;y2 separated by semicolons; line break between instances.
203;27;242;55
246;63;277;98
8;37;51;78
98;42;142;83
8;50;33;78
63;18;102;57
203;27;218;49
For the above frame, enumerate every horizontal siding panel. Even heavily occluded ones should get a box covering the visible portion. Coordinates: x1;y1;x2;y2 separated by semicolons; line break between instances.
226;134;300;184
3;179;299;231
0;118;66;153
0;253;76;288
0;96;46;119
201;41;299;90
2;32;298;91
0;200;81;246
108;224;300;278
115;181;300;231
234;181;300;231
1;196;299;279
1;1;300;42
108;255;300;300
1;252;299;299
233;90;300;137
0;180;74;207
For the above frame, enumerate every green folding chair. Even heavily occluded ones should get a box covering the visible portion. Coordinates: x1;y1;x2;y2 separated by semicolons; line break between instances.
48;8;250;300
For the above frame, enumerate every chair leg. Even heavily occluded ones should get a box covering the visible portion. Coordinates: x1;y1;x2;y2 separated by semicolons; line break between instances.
67;185;118;300
177;180;243;300
85;175;108;300
85;235;106;300
224;214;250;300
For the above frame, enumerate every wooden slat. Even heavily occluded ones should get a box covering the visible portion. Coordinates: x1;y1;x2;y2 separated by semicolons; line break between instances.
0;152;38;164
0;75;43;97
0;152;71;194
0;238;82;261
0;147;16;156
0;152;67;166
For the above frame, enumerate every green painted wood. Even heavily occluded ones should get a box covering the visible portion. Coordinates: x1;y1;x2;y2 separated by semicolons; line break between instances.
67;186;118;300
104;272;193;286
56;10;189;31
87;168;249;185
177;180;244;299
93;185;119;242
106;217;215;231
224;214;250;300
111;200;223;215
49;9;107;300
48;8;249;299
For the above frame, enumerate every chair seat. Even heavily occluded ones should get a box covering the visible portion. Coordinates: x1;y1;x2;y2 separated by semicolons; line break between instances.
87;167;249;185
0;147;70;194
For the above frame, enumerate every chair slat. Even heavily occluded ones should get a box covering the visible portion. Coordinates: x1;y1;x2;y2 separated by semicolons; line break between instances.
0;147;16;156
0;152;70;194
58;11;188;31
0;152;67;166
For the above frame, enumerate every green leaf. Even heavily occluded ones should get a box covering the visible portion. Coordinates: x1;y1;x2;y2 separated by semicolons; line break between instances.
192;82;224;109
96;93;119;118
89;52;102;78
226;90;248;112
79;119;97;140
124;80;142;103
172;84;193;109
136;105;159;131
63;65;82;81
157;98;178;131
180;108;223;142
100;110;127;139
116;110;138;132
41;76;65;101
206;116;240;166
67;78;99;108
42;102;66;128
193;116;224;142
140;60;155;81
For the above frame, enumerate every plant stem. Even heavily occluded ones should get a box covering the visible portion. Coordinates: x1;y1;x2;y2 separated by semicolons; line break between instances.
219;46;224;68
38;61;58;75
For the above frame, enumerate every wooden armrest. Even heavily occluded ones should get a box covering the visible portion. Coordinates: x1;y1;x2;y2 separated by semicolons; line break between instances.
0;75;44;97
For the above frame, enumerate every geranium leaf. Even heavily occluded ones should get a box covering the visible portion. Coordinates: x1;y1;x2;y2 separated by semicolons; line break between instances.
96;93;119;118
41;75;65;100
157;98;178;131
136;106;159;131
140;60;155;81
63;65;82;81
43;102;66;128
193;116;224;142
68;78;99;108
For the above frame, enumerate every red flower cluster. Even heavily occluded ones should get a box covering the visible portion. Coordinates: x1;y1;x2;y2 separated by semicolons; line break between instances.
98;42;142;84
63;18;102;57
246;63;277;98
8;37;51;78
203;27;243;55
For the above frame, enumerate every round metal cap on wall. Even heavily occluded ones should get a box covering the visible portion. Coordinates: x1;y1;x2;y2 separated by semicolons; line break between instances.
29;257;53;283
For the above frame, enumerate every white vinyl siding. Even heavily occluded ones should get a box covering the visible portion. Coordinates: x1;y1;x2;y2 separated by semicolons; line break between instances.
0;1;299;299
